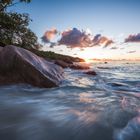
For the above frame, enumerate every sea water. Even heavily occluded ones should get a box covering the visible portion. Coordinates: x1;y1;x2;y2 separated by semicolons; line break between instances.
0;61;140;140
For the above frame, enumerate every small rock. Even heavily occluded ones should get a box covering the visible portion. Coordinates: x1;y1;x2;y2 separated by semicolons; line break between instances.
97;67;111;69
55;60;69;68
70;64;90;70
84;70;97;75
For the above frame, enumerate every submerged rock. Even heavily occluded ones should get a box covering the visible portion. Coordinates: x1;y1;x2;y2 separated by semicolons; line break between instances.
84;70;97;75
97;67;111;69
0;45;63;88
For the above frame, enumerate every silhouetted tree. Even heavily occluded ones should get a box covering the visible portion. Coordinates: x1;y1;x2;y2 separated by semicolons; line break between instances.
0;0;41;49
0;0;31;12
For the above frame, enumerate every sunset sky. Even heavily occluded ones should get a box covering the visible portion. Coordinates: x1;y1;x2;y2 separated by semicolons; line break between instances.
9;0;140;60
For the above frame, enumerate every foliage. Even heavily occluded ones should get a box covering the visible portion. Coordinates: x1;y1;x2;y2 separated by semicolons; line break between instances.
29;48;84;62
0;0;40;49
0;0;31;12
0;12;38;49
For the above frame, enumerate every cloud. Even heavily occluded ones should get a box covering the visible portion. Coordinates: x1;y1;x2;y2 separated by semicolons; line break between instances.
85;28;93;35
58;28;113;48
41;27;114;49
110;46;118;50
59;28;93;48
92;34;114;47
99;37;114;47
125;33;140;43
80;48;85;51
92;34;101;45
127;50;136;53
41;28;58;43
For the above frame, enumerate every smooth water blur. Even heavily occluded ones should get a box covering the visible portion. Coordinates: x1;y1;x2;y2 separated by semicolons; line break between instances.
0;61;140;140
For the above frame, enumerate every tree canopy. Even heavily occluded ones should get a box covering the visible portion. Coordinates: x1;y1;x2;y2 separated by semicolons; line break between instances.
0;0;39;49
0;0;31;12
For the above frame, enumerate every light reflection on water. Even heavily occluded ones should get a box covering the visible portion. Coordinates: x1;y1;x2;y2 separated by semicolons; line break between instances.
0;62;140;140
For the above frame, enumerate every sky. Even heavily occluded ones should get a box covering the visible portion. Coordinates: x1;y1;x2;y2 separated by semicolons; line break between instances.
9;0;140;60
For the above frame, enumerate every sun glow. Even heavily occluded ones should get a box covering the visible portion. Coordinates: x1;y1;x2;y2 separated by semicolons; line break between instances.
84;58;93;63
77;47;103;60
75;44;140;61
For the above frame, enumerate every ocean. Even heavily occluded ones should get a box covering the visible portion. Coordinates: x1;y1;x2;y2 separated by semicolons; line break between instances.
0;61;140;140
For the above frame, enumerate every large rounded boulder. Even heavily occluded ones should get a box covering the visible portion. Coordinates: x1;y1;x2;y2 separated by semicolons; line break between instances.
0;45;63;88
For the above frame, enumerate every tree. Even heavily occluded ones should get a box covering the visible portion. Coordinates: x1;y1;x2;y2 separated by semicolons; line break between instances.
0;12;38;49
0;0;40;49
0;0;31;12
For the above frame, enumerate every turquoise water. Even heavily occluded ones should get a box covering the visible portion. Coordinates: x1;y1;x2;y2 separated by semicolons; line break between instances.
0;62;140;140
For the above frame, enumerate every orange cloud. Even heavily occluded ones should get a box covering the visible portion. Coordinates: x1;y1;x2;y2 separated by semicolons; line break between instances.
41;28;58;43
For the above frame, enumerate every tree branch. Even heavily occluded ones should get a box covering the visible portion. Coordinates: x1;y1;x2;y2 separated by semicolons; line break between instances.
0;2;21;12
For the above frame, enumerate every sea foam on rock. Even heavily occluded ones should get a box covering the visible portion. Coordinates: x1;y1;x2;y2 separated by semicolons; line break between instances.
0;45;63;88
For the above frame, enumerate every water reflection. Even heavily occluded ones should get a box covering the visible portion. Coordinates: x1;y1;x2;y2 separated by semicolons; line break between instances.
79;92;95;103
